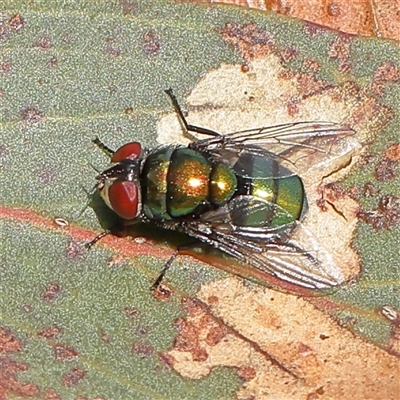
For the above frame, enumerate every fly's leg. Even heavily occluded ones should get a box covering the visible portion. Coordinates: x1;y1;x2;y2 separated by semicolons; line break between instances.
165;88;222;140
92;137;115;158
151;242;201;290
151;249;180;290
85;230;111;249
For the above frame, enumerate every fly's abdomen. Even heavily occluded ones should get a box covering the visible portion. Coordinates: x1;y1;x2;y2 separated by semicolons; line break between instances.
143;147;237;220
234;153;307;228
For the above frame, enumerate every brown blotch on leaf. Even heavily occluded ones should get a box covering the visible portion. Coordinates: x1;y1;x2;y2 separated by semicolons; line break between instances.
173;318;208;362
62;367;86;387
20;107;45;124
132;342;154;358
44;388;61;400
374;159;398;181
42;283;61;302
181;297;209;317
328;36;351;72
53;343;78;361
281;47;298;62
0;327;22;353
357;195;400;230
372;62;400;96
8;14;24;32
119;0;138;15
0;357;39;397
317;182;347;212
38;326;62;340
237;366;256;381
142;30;161;56
205;324;228;346
385;144;400;162
220;23;274;60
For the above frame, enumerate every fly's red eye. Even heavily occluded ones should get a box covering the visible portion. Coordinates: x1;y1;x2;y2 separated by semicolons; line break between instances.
108;180;139;220
111;142;142;162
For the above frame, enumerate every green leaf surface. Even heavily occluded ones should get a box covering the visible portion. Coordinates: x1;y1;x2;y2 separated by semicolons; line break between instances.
1;0;399;398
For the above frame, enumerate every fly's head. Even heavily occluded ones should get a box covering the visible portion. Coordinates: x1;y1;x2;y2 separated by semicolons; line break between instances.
96;142;143;221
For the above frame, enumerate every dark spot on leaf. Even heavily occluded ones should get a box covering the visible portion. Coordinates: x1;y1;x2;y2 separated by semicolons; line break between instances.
207;295;219;306
132;342;154;358
374;159;397;181
372;62;400;96
328;36;351;72
237;366;256;381
53;343;78;361
38;326;63;340
42;283;61;302
317;183;347;211
47;56;58;68
124;107;133;114
62;367;86;387
0;144;10;157
119;0;138;15
22;304;33;313
152;284;172;301
36;36;52;49
142;30;160;56
281;47;298;62
303;22;323;37
1;60;11;73
135;324;149;336
124;306;139;318
241;63;249;73
100;330;110;344
319;334;330;340
65;240;84;260
220;23;274;60
357;195;400;229
363;182;380;198
158;352;175;368
20;107;45;124
38;167;56;184
8;13;24;32
105;44;121;57
327;3;342;17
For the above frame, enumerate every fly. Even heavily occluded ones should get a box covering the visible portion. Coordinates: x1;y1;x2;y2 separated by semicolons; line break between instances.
88;89;355;290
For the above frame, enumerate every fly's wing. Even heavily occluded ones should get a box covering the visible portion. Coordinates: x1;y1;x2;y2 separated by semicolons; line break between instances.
182;195;344;289
190;121;356;178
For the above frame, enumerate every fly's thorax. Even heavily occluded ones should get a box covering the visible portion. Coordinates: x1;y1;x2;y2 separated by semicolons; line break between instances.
142;146;237;221
233;152;307;228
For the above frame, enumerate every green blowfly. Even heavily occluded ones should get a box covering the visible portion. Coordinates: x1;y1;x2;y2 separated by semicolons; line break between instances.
88;89;355;290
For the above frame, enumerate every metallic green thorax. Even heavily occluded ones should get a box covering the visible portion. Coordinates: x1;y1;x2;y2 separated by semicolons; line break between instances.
142;146;307;228
142;147;236;220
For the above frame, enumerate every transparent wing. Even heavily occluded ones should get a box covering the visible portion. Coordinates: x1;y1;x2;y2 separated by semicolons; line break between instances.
182;195;344;289
190;121;355;178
